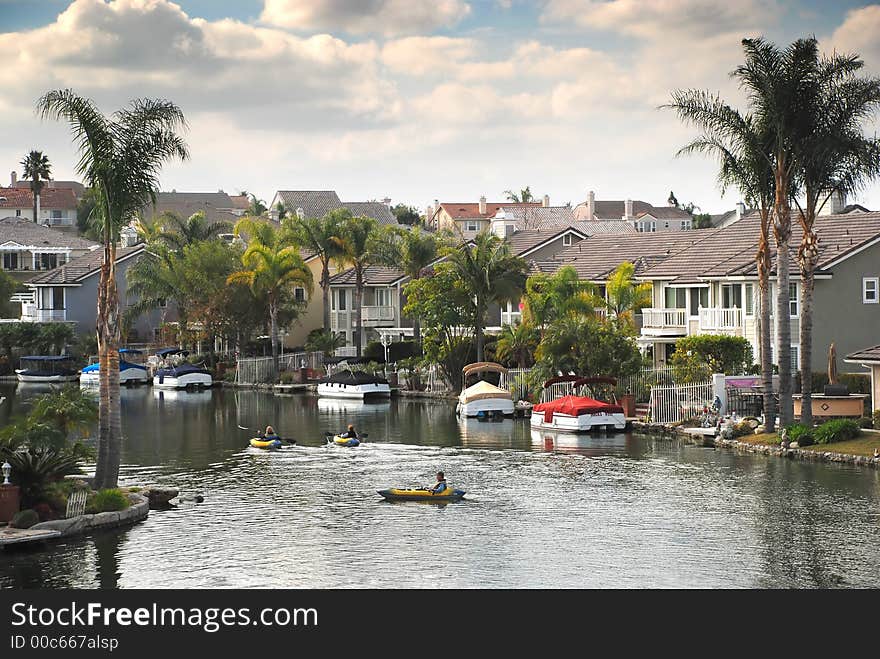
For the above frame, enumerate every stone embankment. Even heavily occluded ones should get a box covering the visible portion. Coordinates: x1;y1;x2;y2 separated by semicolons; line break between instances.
30;492;150;538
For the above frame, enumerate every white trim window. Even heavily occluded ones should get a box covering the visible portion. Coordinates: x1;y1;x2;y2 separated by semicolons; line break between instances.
863;277;879;304
745;283;755;316
294;287;306;303
466;221;479;232
789;282;799;317
563;233;573;246
790;345;800;372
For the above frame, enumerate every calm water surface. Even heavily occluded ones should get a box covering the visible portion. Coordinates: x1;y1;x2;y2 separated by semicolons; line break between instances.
1;383;879;588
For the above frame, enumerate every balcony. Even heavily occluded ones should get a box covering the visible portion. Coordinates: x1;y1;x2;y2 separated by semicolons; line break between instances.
21;304;68;322
699;307;742;332
640;308;687;336
361;305;395;326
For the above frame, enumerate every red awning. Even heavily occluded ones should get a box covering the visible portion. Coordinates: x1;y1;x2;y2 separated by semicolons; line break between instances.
533;395;624;423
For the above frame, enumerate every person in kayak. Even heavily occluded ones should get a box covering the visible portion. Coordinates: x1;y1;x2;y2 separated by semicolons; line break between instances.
263;425;280;441
338;424;358;440
428;471;448;494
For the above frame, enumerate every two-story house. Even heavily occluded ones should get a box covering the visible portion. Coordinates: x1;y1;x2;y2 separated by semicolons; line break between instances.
428;197;544;239
269;190;396;225
0;186;79;229
489;204;636;238
573;191;694;232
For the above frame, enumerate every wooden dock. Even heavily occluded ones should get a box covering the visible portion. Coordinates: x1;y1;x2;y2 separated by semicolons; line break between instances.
0;526;62;548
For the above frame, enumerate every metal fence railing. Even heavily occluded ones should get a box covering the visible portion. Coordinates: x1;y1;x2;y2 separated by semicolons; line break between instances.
648;379;714;424
235;352;324;384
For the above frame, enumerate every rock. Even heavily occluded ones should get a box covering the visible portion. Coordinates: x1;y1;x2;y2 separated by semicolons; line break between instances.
10;509;39;529
179;494;204;503
142;486;179;506
790;441;799;449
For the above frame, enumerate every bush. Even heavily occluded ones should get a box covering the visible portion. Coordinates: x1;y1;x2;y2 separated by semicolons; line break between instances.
670;334;753;379
363;341;386;363
42;479;90;515
813;418;861;445
278;370;298;384
731;421;754;438
873;409;880;430
10;509;39;529
86;489;130;514
786;423;815;446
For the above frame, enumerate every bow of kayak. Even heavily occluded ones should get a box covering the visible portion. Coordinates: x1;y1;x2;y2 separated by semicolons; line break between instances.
330;435;360;447
250;438;283;450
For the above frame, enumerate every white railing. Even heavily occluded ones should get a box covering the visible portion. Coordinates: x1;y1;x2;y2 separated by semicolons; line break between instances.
20;304;67;322
362;305;395;323
334;346;358;357
699;307;742;331
10;292;35;304
235;351;324;384
649;379;714;424
641;308;687;329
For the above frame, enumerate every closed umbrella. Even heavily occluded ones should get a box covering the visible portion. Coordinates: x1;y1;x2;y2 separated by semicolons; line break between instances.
827;342;838;385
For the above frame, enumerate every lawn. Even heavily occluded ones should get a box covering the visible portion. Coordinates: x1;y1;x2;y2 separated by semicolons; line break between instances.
799;431;880;458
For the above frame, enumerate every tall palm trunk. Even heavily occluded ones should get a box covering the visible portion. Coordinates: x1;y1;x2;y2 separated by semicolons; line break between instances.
475;300;485;362
773;178;793;427
93;240;122;489
269;297;279;382
32;185;39;224
354;266;363;357
321;259;331;332
757;210;776;433
798;224;819;426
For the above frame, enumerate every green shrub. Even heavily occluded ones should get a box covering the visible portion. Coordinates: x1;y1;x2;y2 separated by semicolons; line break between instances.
10;509;39;529
786;423;815;446
86;489;130;514
873;409;880;430
731;421;754;438
814;418;861;445
363;341;385;363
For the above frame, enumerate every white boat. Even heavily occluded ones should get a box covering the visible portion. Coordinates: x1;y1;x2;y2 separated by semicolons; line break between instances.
80;349;150;385
530;428;628;454
455;362;514;418
530;376;626;433
15;356;80;383
152;348;212;389
317;370;391;399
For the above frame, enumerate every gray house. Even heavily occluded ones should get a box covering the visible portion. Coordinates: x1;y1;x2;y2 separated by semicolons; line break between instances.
23;245;167;343
0;217;98;284
269;190;396;224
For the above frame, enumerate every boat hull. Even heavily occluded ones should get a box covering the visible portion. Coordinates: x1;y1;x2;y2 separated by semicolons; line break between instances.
330;435;360;447
456;397;515;417
530;410;626;433
15;371;79;383
250;438;283;450
153;372;213;389
377;488;465;502
317;382;391;399
81;364;150;385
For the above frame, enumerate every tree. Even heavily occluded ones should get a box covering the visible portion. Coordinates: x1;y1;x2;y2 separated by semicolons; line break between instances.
391;203;420;226
504;186;534;203
21;150;51;224
126;245;190;346
602;261;653;330
153;210;230;250
275;201;288;221
535;315;643;378
228;219;312;380
442;232;528;362
496;322;539;368
374;226;441;345
247;193;267;217
670;335;754;381
790;51;880;425
0;270;17;319
76;186;100;239
333;214;381;357
283;209;346;333
305;329;345;358
522;266;595;336
38;89;188;489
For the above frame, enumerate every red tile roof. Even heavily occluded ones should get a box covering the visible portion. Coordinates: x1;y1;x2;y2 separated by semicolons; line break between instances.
0;186;78;210
440;201;541;220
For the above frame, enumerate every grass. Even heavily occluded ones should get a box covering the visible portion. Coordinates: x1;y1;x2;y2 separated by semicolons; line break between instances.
799;432;880;458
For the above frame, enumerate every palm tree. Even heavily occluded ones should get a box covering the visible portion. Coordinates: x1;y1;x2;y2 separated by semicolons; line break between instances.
443;232;528;362
665;91;778;431
305;329;345;358
283;209;346;333
496;322;539;368
21;150;51;224
503;186;534;203
522;265;594;336
38;90;188;489
374;226;441;346
791;52;880;424
154;210;229;249
602;261;653;329
228;220;312;380
126;244;189;345
333;215;380;357
247;194;267;217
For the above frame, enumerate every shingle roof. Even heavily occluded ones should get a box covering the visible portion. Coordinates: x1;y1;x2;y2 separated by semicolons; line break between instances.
0;186;78;210
342;201;395;225
636;206;692;220
580;220;638;235
441;201;541;220
27;245;144;285
505;228;583;257
499;206;574;230
329;266;406;286
276;191;342;219
0;217;98;249
845;345;880;363
141;191;242;226
575;199;692;221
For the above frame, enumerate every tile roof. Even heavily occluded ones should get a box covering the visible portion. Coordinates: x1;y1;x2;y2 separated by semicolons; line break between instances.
440;201;541;220
276;190;343;219
27;245;144;285
141;191;242;226
0;217;99;249
329;266;406;286
845;345;880;363
12;180;86;198
580;220;638;235
636;206;692;220
342;201;395;225
498;206;636;235
505;228;583;257
0;186;78;209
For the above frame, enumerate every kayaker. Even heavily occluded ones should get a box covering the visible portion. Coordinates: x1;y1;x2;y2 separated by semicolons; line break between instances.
428;471;448;494
339;424;358;440
264;425;280;441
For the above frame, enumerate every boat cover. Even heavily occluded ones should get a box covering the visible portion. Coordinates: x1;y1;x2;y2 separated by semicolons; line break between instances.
319;371;388;386
458;380;512;404
155;363;211;377
533;394;624;424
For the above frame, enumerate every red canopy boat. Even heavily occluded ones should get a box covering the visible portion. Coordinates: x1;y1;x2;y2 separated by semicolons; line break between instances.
531;394;626;432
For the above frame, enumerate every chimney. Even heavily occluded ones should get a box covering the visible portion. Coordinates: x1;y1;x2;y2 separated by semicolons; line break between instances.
479;195;486;215
587;190;595;220
542;194;550;208
10;171;16;186
382;197;391;206
624;198;633;220
735;201;746;220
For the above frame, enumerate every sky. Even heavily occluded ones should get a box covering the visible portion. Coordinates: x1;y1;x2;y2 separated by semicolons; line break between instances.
1;0;879;214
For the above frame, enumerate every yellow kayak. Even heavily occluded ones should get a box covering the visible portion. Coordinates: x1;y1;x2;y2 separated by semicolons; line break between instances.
331;435;360;447
377;487;466;502
250;437;283;450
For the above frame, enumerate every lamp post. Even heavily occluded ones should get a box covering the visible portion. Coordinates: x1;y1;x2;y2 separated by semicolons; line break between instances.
2;461;11;485
380;333;392;375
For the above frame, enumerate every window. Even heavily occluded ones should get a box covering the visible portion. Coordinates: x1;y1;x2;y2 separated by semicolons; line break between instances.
466;221;479;232
563;233;573;246
680;220;690;230
790;345;800;372
2;253;18;270
745;283;754;316
650;222;656;233
664;287;686;309
375;288;392;308
294;287;305;303
789;282;798;317
505;224;514;238
15;209;21;217
721;284;742;309
863;277;879;304
689;287;708;316
50;210;63;220
36;254;59;271
337;289;347;311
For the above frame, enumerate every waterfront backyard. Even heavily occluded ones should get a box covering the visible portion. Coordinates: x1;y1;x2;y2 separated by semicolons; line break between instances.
1;384;879;589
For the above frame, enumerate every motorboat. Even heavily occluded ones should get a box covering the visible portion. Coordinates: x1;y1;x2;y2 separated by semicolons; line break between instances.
530;428;629;454
530;376;627;433
15;355;80;383
455;362;514;418
317;370;391;400
152;348;212;389
80;348;150;385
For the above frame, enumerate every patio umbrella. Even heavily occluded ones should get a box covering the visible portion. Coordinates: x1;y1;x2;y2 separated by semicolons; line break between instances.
827;342;838;385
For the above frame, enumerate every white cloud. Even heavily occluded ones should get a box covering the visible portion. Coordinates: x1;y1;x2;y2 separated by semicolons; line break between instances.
381;36;478;76
826;5;880;74
260;0;472;37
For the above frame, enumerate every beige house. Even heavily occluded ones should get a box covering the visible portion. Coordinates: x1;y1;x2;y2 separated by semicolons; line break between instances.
574;191;693;232
428;196;544;239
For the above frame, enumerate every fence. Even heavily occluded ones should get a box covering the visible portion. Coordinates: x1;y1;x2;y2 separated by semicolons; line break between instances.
235;351;324;384
499;368;532;401
648;379;714;424
616;366;680;403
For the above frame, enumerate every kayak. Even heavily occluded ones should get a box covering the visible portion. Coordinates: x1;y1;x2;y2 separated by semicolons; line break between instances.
250;438;283;450
330;435;360;447
377;488;466;502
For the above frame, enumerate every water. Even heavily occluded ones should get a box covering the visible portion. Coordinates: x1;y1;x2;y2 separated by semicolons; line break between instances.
1;383;879;588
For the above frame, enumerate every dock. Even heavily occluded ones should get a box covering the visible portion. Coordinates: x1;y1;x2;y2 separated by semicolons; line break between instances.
273;383;314;393
0;526;62;548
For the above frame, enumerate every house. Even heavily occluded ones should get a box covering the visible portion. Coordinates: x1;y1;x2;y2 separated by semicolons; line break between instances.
573;191;694;232
269;190;396;224
539;211;880;371
139;191;247;232
428;196;544;239
10;170;86;199
0;186;79;228
844;345;880;414
327;226;587;350
0;217;98;286
710;202;751;228
22;245;167;342
489;204;636;238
